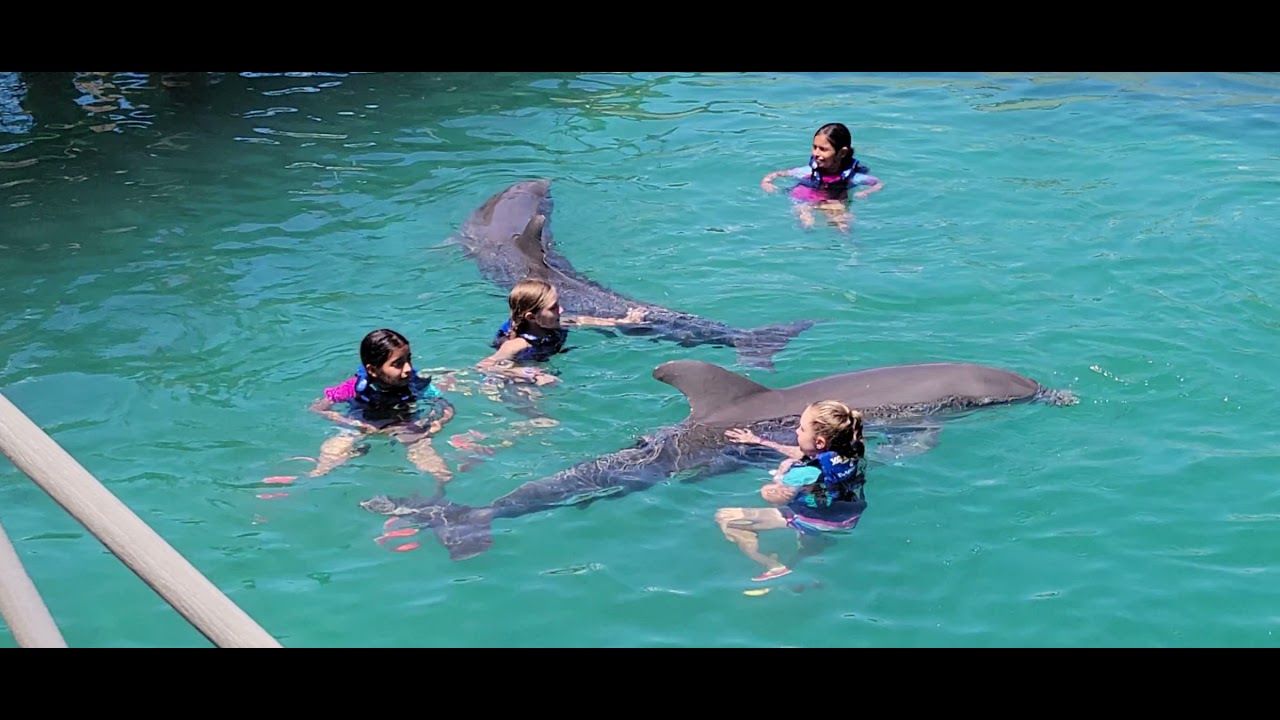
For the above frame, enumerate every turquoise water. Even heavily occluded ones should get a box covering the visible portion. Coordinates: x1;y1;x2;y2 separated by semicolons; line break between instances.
2;71;1278;648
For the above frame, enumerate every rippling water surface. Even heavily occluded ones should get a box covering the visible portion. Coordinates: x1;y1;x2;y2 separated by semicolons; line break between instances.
1;72;1278;647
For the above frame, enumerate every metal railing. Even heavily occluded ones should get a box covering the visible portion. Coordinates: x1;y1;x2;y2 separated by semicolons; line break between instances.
0;392;282;648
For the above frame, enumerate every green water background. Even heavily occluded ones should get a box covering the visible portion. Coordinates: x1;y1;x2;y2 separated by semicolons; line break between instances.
1;72;1278;647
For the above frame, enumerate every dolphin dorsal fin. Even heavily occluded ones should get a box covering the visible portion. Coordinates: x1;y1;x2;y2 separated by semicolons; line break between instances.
652;360;771;425
513;215;551;277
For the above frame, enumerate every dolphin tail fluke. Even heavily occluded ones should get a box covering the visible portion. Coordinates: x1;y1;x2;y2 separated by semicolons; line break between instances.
430;505;495;561
734;319;821;371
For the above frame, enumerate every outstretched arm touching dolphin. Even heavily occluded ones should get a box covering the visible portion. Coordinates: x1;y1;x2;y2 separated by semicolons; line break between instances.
563;307;648;328
725;427;805;461
726;427;806;494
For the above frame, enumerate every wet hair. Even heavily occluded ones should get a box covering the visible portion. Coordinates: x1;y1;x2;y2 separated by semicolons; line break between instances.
360;328;410;369
814;122;855;174
506;278;557;338
807;399;864;459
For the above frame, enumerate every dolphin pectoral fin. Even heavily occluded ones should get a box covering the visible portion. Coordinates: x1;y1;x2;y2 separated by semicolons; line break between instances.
614;322;656;337
872;425;943;459
1035;386;1079;407
571;490;622;509
560;485;628;507
695;453;750;481
437;526;493;561
430;505;495;561
670;468;712;484
722;444;779;471
733;319;823;371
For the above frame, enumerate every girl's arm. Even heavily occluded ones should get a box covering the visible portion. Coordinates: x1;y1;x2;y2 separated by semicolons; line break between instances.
771;457;799;481
563;307;648;327
476;339;559;385
429;395;455;433
388;388;458;444
477;337;528;370
761;481;799;505
761;166;805;192
307;396;376;432
310;378;377;431
724;428;805;461
401;389;456;437
853;174;884;199
766;463;821;504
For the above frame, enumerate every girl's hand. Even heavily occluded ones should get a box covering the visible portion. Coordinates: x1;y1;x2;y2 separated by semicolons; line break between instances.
725;428;760;445
761;179;777;193
761;482;796;505
512;366;557;386
330;412;376;433
854;190;870;199
771;458;797;481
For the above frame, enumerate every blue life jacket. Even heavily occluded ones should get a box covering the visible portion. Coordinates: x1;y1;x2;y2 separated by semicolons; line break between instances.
351;365;434;420
794;449;866;510
796;156;871;195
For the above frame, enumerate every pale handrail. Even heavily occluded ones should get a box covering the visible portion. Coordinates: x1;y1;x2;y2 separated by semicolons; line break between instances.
0;518;68;647
0;392;282;648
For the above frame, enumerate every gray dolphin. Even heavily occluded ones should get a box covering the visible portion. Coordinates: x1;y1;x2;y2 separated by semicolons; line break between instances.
360;359;1077;561
448;179;819;371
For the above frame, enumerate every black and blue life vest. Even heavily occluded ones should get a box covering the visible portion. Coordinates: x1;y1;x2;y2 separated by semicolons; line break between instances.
798;156;870;195
351;365;433;420
492;319;568;363
795;449;866;510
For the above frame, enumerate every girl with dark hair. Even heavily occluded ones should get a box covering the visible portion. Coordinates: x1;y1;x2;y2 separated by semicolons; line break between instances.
760;122;884;232
302;328;456;486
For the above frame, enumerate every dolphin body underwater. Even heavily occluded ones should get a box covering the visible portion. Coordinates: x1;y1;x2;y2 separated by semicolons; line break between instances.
361;359;1078;561
447;179;818;371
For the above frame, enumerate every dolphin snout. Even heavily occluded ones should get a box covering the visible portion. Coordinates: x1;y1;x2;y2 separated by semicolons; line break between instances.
360;496;395;514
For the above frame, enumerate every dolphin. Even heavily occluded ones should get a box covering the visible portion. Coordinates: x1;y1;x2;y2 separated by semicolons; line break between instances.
448;179;819;371
360;359;1078;561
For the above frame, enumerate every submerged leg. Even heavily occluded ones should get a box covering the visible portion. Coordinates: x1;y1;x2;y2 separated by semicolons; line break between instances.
714;507;792;578
308;432;364;477
794;204;816;229
816;200;852;233
404;436;454;485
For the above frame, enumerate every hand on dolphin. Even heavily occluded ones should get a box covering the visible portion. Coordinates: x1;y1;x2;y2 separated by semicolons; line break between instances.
564;306;649;328
725;428;763;445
